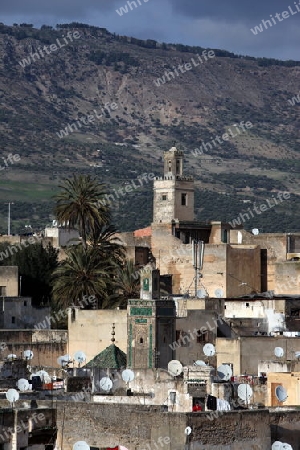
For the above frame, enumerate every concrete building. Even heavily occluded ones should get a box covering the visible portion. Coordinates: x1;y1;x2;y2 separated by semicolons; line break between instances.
0;266;19;297
44;224;80;248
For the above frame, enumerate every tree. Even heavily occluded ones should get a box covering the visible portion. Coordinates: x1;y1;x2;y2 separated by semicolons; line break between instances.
113;259;140;308
51;244;115;309
0;242;59;306
53;174;110;249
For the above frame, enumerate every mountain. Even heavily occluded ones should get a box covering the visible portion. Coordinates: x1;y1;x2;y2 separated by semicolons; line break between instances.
0;22;300;234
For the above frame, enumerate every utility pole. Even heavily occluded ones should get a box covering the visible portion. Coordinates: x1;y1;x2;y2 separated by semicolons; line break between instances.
5;202;14;235
192;240;204;297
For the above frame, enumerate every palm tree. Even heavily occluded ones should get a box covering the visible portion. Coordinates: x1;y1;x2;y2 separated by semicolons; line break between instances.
113;259;140;308
53;174;110;249
51;245;114;309
90;224;125;265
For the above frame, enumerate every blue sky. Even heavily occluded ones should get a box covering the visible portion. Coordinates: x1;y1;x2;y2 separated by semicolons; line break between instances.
1;0;299;60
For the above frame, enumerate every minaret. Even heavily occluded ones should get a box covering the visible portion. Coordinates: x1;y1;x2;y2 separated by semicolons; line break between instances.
153;146;194;223
127;265;176;369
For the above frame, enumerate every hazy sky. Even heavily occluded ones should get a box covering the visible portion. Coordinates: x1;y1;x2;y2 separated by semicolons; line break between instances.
1;0;299;60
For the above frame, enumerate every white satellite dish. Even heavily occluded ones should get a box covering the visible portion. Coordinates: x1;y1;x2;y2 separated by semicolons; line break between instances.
74;351;86;365
194;360;206;366
17;379;30;392
275;385;288;402
35;370;51;384
7;354;17;361
294;351;300;359
282;444;293;450
73;442;90;450
214;288;224;298
252;228;259;235
168;360;183;377
6;389;19;405
185;426;192;435
23;350;34;360
272;442;283;450
197;288;206;299
122;369;135;383
274;347;284;358
99;377;113;392
57;354;72;367
237;384;253;401
217;364;233;381
203;343;216;357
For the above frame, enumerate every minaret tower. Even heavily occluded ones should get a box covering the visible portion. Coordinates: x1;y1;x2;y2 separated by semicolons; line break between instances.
153;146;194;223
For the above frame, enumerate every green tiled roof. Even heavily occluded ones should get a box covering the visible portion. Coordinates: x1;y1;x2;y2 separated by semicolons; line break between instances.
85;344;127;369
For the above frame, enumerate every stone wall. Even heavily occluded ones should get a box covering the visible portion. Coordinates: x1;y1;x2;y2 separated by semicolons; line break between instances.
0;329;67;368
54;402;277;450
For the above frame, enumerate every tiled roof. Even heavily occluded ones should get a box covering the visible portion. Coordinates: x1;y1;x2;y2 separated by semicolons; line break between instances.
85;344;127;369
134;226;152;238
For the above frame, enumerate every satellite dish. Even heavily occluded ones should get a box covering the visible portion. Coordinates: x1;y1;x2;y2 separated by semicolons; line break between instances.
252;228;259;235
99;377;113;392
119;447;129;450
294;351;300;359
6;389;19;405
217;364;233;381
23;350;34;360
197;288;206;299
275;385;288;402
272;442;283;450
274;347;284;358
282;445;293;450
73;442;90;450
17;379;30;392
238;384;253;401
122;369;135;383
57;354;72;367
194;360;206;366
214;288;224;298
168;360;183;377
203;343;216;357
185;426;192;435
7;354;17;361
74;351;86;365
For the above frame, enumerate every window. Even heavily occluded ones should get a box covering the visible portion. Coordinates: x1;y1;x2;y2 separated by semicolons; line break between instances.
246;302;250;307
176;159;180;174
24;301;27;306
12;316;15;324
168;160;172;172
181;193;187;206
197;330;209;343
139;337;144;344
162;194;167;201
